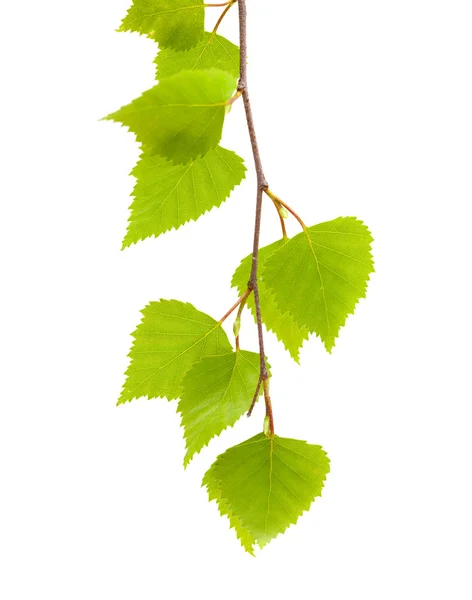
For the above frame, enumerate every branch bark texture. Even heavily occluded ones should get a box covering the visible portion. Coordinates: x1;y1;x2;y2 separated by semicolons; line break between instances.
237;0;274;435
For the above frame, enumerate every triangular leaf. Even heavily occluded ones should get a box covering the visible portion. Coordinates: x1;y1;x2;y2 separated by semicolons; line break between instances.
118;299;232;404
204;433;330;550
123;146;246;248
179;350;261;466
105;69;237;164
232;240;309;362
155;32;240;79
202;463;255;555
263;217;374;352
119;0;204;51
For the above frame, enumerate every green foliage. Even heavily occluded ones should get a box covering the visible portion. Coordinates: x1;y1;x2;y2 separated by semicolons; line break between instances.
203;462;256;555
263;218;374;352
155;31;240;79
118;300;232;404
108;0;375;554
203;433;330;552
179;350;261;466
105;69;237;164
232;240;309;362
119;0;205;51
123;146;246;248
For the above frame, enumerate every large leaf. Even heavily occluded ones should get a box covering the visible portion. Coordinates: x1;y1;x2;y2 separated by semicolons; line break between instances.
105;69;237;164
119;0;204;51
122;146;246;248
204;433;330;552
232;240;309;362
155;32;239;79
202;462;255;556
263;217;374;352
118;300;232;404
179;350;261;466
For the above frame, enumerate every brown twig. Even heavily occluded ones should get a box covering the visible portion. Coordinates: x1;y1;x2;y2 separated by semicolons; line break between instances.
238;0;274;436
247;376;262;417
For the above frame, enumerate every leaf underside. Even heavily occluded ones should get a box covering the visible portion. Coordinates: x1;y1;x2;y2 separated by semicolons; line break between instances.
232;240;309;362
155;31;240;79
105;69;237;164
118;299;232;404
123;145;246;248
203;433;330;553
263;217;374;352
179;350;261;466
119;0;205;51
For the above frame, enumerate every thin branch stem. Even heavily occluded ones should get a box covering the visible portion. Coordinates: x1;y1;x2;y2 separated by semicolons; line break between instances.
218;288;251;325
234;292;249;351
264;188;307;230
269;196;288;238
247;376;262;417
205;1;233;6
213;0;236;33
238;0;274;436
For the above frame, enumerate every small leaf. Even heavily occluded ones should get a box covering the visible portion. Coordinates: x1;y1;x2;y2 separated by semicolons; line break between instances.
122;146;246;248
179;351;261;466
204;433;330;550
155;32;239;79
105;69;237;164
118;300;232;404
263;217;374;352
202;463;255;555
119;0;204;51
232;240;309;362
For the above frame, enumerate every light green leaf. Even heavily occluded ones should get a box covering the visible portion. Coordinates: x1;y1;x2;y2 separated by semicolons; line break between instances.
263;217;374;352
105;69;237;164
202;463;255;555
118;299;232;404
204;433;330;551
119;0;204;51
122;146;246;248
232;240;309;362
155;32;240;79
179;350;261;467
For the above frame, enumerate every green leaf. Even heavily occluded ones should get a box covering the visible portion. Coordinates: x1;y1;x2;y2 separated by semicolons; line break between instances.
155;32;240;79
122;146;246;248
119;0;204;51
105;69;237;164
232;240;309;362
204;433;330;551
202;463;256;556
263;217;374;352
118;299;232;404
179;350;261;467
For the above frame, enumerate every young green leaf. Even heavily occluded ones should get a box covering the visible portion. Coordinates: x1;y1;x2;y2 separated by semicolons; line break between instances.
119;0;204;51
118;300;232;404
232;240;309;362
155;32;240;79
179;350;261;467
263;217;374;352
202;462;255;555
105;69;237;164
122;146;246;248
204;433;330;551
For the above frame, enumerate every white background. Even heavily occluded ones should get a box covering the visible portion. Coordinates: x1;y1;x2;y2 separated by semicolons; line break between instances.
1;1;471;598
